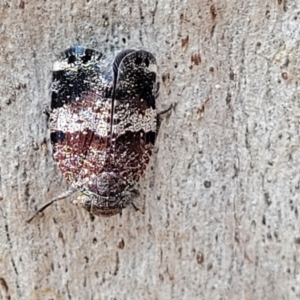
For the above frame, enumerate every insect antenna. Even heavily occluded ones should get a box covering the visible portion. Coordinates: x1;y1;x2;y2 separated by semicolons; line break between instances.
131;202;140;212
26;189;77;223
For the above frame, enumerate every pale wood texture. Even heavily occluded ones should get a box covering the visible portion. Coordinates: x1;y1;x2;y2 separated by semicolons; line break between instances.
0;0;299;299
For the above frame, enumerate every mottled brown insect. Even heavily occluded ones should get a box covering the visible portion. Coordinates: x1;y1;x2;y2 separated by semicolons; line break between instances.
28;46;160;222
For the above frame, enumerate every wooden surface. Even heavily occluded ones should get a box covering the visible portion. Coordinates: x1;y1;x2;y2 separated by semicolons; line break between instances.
0;0;299;299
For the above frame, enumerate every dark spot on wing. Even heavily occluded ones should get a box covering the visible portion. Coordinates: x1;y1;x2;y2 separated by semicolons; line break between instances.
68;55;76;64
145;131;156;144
51;131;66;143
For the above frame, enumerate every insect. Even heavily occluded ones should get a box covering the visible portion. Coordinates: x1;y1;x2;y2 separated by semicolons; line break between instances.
27;46;161;222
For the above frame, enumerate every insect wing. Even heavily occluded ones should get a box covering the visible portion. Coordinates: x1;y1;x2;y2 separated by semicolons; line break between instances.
111;50;159;183
50;46;113;190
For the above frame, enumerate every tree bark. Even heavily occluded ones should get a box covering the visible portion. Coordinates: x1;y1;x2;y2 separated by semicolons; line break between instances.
0;0;299;299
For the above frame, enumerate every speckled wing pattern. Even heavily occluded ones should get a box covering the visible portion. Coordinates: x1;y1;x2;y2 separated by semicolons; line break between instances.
50;46;159;216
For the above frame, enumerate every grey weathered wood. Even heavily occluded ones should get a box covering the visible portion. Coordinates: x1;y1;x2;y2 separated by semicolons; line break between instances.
0;0;299;299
